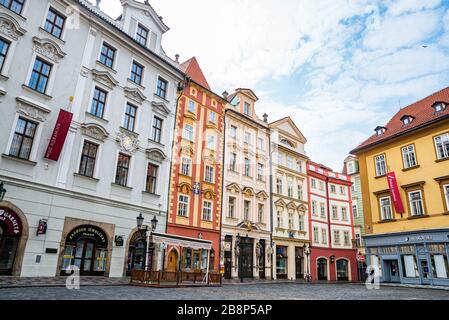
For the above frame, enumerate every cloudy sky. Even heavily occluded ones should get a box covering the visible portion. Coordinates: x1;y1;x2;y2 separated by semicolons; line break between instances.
95;0;449;171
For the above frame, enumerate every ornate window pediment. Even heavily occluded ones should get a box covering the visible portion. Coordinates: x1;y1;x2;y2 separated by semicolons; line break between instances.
91;69;119;89
256;190;268;200
202;189;216;200
124;87;147;105
287;201;297;210
242;187;254;197
32;37;66;63
297;204;307;212
81;123;109;141
275;199;287;208
178;182;193;194
116;129;140;154
0;12;26;41
226;183;241;193
180;144;194;157
16;96;51;122
151;101;170;117
146;148;167;163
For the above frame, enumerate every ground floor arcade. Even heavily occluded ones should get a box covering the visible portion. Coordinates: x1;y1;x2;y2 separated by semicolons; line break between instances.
310;247;358;282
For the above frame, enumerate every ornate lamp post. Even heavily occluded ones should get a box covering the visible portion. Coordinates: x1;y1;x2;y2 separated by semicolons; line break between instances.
0;181;7;202
304;245;312;283
136;213;158;271
235;234;242;283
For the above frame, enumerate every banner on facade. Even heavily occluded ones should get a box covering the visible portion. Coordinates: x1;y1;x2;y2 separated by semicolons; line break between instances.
44;109;73;161
386;172;404;213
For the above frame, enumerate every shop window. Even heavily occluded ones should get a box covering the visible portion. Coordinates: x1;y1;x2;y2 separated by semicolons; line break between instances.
182;248;192;269
276;246;288;278
431;253;449;279
401;255;419;278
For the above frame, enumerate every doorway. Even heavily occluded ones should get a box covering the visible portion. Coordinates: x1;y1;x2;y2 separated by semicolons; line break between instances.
420;259;431;285
258;240;266;279
317;258;328;280
127;238;147;275
0;222;19;275
239;238;254;279
336;259;349;281
295;247;304;280
167;250;178;272
384;260;400;283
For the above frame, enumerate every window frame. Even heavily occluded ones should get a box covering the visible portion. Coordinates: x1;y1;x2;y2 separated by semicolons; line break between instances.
98;41;117;70
178;195;189;217
202;201;212;221
374;153;387;177
130;60;144;86
135;23;149;47
0;37;10;74
379;195;394;221
205;165;214;183
243;200;251;221
0;0;25;15
183;124;194;141
28;56;53;94
151;116;163;143
8;116;38;160
122;103;138;132
228;197;236;218
90;86;108;119
434;132;449;160
402;143;418;169
145;162;159;194
43;7;66;39
181;157;192;176
407;189;425;217
114;153;131;187
78;140;99;178
156;76;168;99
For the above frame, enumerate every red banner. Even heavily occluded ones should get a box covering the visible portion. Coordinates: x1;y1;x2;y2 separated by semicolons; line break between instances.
386;172;404;214
44;109;73;161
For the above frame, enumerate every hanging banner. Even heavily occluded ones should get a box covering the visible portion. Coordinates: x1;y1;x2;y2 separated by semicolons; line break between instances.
386;172;404;214
44;109;73;161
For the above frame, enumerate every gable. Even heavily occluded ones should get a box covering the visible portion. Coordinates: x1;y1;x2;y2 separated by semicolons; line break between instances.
271;117;307;143
181;57;210;90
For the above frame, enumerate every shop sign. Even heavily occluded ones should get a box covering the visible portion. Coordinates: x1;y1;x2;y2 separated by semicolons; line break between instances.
0;208;22;236
66;225;108;247
193;182;201;195
44;109;73;161
386;172;404;214
37;219;47;235
115;236;124;247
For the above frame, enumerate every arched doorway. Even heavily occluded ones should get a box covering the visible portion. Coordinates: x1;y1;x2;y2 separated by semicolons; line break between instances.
317;258;328;280
167;249;178;272
336;259;349;281
0;207;23;275
127;231;148;275
60;225;108;276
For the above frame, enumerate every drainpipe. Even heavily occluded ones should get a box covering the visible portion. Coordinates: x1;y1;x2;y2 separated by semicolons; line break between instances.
268;127;274;281
219;108;228;283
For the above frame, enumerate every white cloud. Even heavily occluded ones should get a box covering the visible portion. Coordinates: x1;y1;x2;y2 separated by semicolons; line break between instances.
386;0;441;16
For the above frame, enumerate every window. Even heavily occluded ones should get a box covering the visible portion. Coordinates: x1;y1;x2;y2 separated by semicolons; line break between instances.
343;231;350;246
340;186;346;195
287;181;293;198
130;61;144;85
312;201;318;216
257;137;264;150
115;153;131;186
402;144;417;169
244;132;251;144
228;197;236;218
184;124;194;141
244;200;250;220
187;100;195;113
286;156;293;169
311;179;316;189
408;190;424;216
205;166;214;183
402;116;413;126
332;206;338;220
151;116;163;143
178;195;189;217
355;233;361;247
209;111;216;123
258;204;264;223
298;215;304;231
230;125;237;139
375;154;387;177
0;0;24;15
207;135;215;150
319;181;324;191
135;24;148;46
145;163;158;194
380;196;393;220
296;161;303;173
44;8;65;39
244;158;251;177
78;141;98;178
288;213;294;230
278;153;283;166
320;203;325;218
257;163;264;181
352;204;358;218
229;153;237;172
202;201;212;221
333;230;341;245
156;77;168;99
321;229;327;245
376;127;386;136
99;42;116;69
181;158;191;176
0;38;9;72
313;227;319;243
444;185;449;212
90;87;107;118
243;102;251;116
28;57;52;94
9;117;37;160
434;133;449;160
297;184;303;200
330;185;336;193
402;255;419;278
123;103;137;132
341;207;348;221
276;178;283;194
277;210;283;228
347;162;354;174
433;103;446;113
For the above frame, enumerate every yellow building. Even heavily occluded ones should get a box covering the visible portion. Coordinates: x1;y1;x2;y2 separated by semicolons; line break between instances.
350;87;449;286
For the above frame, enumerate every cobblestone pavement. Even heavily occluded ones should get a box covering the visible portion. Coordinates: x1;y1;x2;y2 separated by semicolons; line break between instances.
1;283;449;300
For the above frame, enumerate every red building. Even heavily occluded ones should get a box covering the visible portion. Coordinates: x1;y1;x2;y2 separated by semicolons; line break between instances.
165;57;226;272
307;161;358;281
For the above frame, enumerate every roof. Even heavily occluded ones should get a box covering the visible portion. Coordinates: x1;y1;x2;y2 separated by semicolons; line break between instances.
180;57;211;90
351;86;449;154
269;117;307;143
120;0;169;32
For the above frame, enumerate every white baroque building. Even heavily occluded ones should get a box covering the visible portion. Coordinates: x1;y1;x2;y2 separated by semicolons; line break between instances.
0;0;183;277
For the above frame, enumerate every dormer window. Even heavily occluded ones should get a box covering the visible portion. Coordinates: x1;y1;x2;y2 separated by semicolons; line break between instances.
244;102;251;116
375;126;387;136
136;24;149;46
400;115;414;127
432;102;446;113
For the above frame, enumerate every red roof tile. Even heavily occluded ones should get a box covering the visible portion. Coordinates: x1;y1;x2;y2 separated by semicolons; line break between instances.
180;57;211;90
351;86;449;154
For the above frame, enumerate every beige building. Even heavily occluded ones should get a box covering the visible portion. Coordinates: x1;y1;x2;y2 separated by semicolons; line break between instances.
270;118;309;280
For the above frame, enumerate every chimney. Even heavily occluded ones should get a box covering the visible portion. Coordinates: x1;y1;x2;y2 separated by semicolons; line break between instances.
95;0;101;8
263;113;268;123
222;91;229;99
175;54;180;64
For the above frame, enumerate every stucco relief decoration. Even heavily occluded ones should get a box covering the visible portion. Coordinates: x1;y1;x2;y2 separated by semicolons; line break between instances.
0;13;26;41
151;101;170;117
32;37;66;63
178;183;192;194
116;130;140;154
91;69;119;89
202;189;215;200
297;204;307;212
146;148;167;163
15;97;50;122
226;183;241;194
124;87;146;105
180;145;194;157
81;123;109;142
242;187;254;197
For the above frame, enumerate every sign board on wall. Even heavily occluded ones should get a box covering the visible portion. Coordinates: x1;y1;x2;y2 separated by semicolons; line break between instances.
44;109;73;161
386;172;404;214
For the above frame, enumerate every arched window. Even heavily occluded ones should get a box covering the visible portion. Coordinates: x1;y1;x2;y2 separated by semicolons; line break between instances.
209;249;215;271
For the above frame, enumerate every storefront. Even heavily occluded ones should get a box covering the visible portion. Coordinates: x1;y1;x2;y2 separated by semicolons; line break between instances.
126;230;150;275
0;206;25;275
276;246;288;279
310;247;358;282
365;228;449;286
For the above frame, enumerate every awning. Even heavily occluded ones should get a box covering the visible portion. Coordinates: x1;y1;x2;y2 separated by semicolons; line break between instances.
151;232;212;250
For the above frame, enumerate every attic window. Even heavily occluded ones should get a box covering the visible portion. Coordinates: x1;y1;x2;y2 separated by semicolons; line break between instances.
375;127;387;136
401;115;414;127
280;139;295;148
433;102;446;113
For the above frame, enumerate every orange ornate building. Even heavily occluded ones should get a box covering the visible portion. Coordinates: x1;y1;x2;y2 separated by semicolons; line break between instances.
165;57;226;272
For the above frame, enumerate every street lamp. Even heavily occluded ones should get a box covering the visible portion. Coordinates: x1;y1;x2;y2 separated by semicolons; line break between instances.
304;245;312;283
0;181;6;202
136;214;159;271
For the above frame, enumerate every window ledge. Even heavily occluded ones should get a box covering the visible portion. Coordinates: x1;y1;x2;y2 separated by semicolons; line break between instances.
127;78;146;91
374;174;387;179
73;173;99;182
38;27;66;45
435;157;449;163
85;112;109;123
154;93;170;104
177;215;189;219
443;212;449;216
402;165;420;172
0;74;9;82
142;191;160;197
407;214;430;220
378;219;397;224
148;138;165;147
22;85;52;100
2;154;37;166
119;127;139;137
111;183;133;191
96;61;117;74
